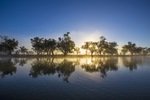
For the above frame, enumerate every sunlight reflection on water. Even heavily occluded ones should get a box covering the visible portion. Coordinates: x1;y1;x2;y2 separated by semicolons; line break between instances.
0;56;150;100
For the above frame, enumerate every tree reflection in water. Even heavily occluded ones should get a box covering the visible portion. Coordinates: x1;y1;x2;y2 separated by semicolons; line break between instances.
29;58;56;78
81;57;118;78
0;57;145;79
0;58;17;78
122;57;143;71
13;58;28;66
29;58;75;82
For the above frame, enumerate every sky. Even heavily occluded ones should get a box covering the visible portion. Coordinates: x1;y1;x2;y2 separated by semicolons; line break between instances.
0;0;150;51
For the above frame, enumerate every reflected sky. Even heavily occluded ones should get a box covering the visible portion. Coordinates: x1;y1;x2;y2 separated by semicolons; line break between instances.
0;56;149;80
0;57;150;100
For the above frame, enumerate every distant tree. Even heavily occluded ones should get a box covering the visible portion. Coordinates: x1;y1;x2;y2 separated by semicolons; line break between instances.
14;49;20;55
134;47;143;55
104;42;118;55
0;36;18;55
57;32;75;56
44;38;57;55
20;46;28;55
30;37;44;55
97;36;107;55
88;42;98;56
121;45;128;55
82;41;98;56
81;42;90;55
27;51;34;55
147;48;150;53
74;47;80;55
142;47;150;55
122;42;136;55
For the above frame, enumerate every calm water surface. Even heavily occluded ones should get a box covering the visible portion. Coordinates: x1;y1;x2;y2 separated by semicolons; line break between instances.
0;57;150;100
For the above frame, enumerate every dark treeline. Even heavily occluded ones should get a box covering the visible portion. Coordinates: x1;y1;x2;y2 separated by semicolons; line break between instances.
0;32;150;56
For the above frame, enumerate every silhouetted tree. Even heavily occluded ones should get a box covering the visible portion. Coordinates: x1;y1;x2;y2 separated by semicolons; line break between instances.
97;36;107;55
81;42;90;55
122;42;136;55
74;47;80;55
146;48;150;55
121;46;128;55
0;36;18;55
134;47;143;55
44;38;57;55
139;47;150;55
104;42;118;55
88;42;98;56
57;32;75;56
20;46;28;55
30;37;44;55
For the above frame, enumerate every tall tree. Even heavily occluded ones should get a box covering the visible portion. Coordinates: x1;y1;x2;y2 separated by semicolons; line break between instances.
88;42;98;56
141;47;150;55
0;36;18;55
57;32;75;56
122;42;136;55
97;36;107;55
30;37;44;55
81;42;90;55
74;47;80;55
104;42;118;55
44;38;57;55
121;45;128;55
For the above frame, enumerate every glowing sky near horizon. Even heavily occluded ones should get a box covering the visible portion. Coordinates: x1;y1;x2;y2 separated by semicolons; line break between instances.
0;0;150;51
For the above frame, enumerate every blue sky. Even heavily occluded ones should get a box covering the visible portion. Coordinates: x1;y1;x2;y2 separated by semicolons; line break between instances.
0;0;150;50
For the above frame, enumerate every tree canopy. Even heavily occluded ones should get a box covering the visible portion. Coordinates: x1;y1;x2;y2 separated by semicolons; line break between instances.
57;32;75;56
0;36;18;55
0;33;150;56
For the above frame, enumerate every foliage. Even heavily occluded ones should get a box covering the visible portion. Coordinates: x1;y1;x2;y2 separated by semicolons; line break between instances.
121;42;150;55
97;36;107;55
20;46;28;55
74;47;80;55
0;36;18;55
44;38;57;55
31;37;57;55
57;32;75;55
30;37;44;55
104;42;118;55
81;42;90;55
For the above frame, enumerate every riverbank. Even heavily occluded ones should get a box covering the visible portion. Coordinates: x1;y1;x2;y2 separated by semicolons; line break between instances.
0;54;149;58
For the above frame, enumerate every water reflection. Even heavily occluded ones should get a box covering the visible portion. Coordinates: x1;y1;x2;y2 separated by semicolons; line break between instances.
29;58;57;78
56;59;75;82
13;58;28;66
29;58;75;82
122;57;143;71
0;58;16;78
0;57;148;79
81;57;118;78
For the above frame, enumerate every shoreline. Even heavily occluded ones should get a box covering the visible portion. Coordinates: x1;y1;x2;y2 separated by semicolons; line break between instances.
0;54;149;58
